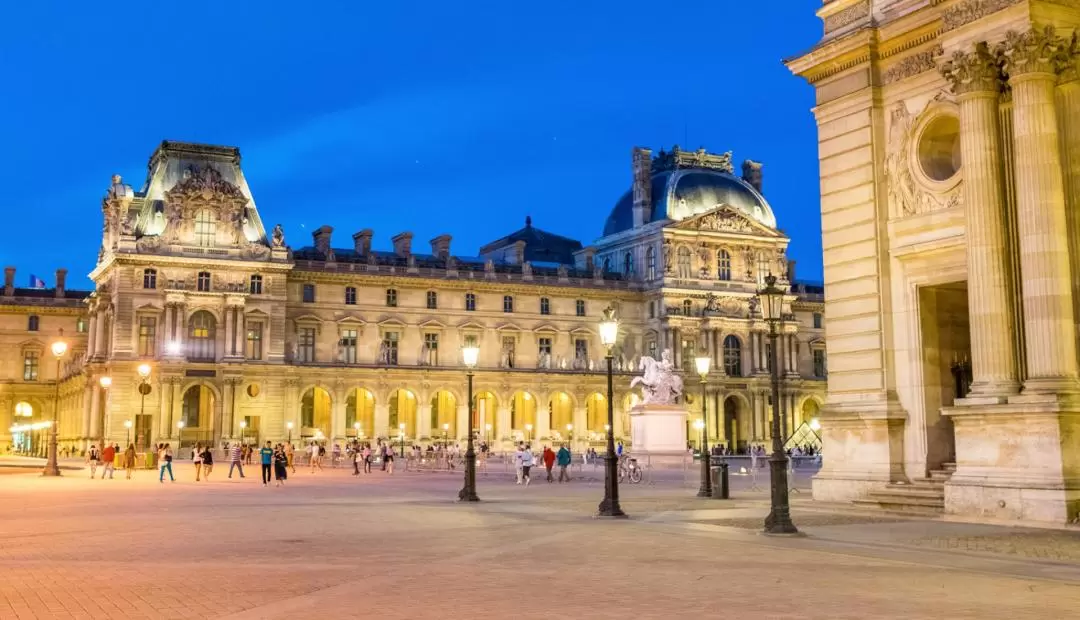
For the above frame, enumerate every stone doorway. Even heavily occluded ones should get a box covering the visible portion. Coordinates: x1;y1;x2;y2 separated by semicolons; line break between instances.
918;281;970;474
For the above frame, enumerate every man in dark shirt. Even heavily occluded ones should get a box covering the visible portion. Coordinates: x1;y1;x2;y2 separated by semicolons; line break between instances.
259;441;274;486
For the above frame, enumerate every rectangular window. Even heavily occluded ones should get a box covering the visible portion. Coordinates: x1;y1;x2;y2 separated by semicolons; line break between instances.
143;269;157;290
465;293;476;311
246;322;263;360
386;289;397;307
576;299;586;317
345;286;357;305
424;332;439;365
503;295;514;313
23;351;39;381
298;328;316;363
27;315;39;332
249;275;263;295
302;284;315;303
197;272;211;292
540;297;550;315
681;340;695;372
340;329;358;363
647;340;657;359
463;334;478;349
648;301;655;319
426;291;437;309
138;316;157;357
813;312;823;329
383;331;399;365
813;349;826;378
538;337;552;368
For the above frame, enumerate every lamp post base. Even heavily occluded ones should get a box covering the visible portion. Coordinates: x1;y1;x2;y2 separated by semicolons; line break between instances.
41;465;61;477
597;498;627;518
764;455;798;535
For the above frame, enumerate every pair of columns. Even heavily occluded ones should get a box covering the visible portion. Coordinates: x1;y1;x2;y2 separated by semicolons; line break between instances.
940;29;1080;399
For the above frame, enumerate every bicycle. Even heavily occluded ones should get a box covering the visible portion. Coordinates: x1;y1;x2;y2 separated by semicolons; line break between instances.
618;454;643;484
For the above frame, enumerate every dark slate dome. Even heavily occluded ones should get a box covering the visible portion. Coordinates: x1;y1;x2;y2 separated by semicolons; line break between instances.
603;168;776;237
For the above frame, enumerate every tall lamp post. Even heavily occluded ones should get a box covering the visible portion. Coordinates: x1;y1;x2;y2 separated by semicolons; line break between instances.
459;343;481;502
136;363;152;449
524;423;533;444
124;420;133;446
43;336;68;476
597;305;626;518
98;375;112;450
239;420;247;446
694;355;712;497
398;423;406;458
286;421;294;445
442;422;450;448
177;420;185;448
758;273;798;535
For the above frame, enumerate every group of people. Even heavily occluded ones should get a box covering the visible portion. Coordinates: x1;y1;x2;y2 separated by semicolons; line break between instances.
513;443;574;485
85;443;138;479
346;441;395;475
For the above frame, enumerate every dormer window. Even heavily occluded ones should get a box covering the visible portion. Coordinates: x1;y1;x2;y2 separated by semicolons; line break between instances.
194;209;216;247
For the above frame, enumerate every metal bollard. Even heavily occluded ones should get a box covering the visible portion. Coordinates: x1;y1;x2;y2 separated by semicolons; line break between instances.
711;461;730;499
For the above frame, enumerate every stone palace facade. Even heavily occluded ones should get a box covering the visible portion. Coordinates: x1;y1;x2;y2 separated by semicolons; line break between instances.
788;0;1080;523
1;141;825;455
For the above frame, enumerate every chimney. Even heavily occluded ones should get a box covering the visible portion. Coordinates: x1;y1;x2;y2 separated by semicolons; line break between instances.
312;225;333;256
631;147;652;228
55;269;67;299
430;234;452;259
582;248;596;271
509;240;527;264
392;232;413;258
3;267;14;296
741;160;763;193
787;259;796;283
353;229;373;255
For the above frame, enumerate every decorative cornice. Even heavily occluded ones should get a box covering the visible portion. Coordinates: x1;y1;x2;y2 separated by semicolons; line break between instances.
997;25;1071;77
884;44;944;84
825;0;871;34
941;0;1022;34
939;42;1003;95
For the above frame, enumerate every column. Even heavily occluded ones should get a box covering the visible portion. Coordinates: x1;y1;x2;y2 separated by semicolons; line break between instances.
175;304;186;350
222;380;235;438
223;306;234;357
456;404;469;441
164;304;174;344
81;384;92;443
86;311;98;359
94;311;108;358
158;379;171;439
88;384;102;443
417;403;432;440
1001;29;1079;393
374;403;390;439
1058;54;1080;375
939;42;1020;398
535;399;550;440
170;380;182;438
572;406;587;448
330;391;345;441
496;407;512;444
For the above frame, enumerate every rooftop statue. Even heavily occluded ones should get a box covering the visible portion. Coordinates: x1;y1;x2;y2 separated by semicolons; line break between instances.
271;224;286;248
630;349;684;405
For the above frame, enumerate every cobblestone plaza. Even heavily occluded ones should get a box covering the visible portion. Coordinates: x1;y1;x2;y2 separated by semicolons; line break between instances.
1;462;1078;619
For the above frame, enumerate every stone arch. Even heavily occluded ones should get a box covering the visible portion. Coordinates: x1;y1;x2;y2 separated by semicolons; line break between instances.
346;387;376;439
473;390;498;438
388;388;418;438
585;392;607;434
721;392;752;453
429;390;458;439
546;391;575;439
180;381;220;442
509;390;537;434
795;394;824;429
299;386;333;439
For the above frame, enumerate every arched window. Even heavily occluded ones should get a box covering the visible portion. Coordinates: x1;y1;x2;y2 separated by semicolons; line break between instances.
197;271;211;292
645;246;656;280
723;335;743;377
187;311;217;361
677;246;692;278
143;268;157;289
623;251;634;275
717;250;731;281
194;209;216;247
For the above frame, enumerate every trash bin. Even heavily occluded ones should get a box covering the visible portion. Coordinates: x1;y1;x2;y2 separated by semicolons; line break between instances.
711;461;730;499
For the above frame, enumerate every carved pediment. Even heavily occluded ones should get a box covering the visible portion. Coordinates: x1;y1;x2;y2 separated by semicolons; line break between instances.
532;323;559;334
496;322;523;332
293;314;323;324
335;314;365;326
674;205;778;236
418;318;446;330
457;319;486;331
168;165;246;201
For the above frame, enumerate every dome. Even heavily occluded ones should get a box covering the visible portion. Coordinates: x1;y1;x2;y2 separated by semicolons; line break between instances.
602;168;776;237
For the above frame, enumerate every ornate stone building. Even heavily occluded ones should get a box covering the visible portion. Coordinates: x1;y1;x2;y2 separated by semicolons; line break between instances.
787;0;1080;523
2;141;824;455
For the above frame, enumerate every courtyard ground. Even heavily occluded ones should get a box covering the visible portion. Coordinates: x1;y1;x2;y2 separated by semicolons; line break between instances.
1;458;1079;619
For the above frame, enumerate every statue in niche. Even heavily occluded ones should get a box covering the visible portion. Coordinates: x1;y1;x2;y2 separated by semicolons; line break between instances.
630;349;684;405
499;341;515;369
120;214;135;236
662;240;673;273
748;296;759;315
233;210;248;245
271;224;286;248
418;343;432;366
376;340;391;365
705;292;720;313
538;350;551;369
776;251;788;280
522;261;532;277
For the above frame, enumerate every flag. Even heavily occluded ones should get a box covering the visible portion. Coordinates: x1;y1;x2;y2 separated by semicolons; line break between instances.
29;275;46;289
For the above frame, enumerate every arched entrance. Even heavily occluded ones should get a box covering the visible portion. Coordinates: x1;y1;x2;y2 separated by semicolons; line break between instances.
510;391;536;438
473;391;497;441
797;398;820;429
548;392;572;440
181;385;215;448
10;401;45;456
722;395;749;453
346;388;375;440
586;393;606;435
430;391;457;441
388;389;417;438
300;387;332;440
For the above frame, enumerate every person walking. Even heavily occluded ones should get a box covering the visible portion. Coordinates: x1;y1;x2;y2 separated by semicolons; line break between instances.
124;443;137;480
385;444;395;475
542;445;556;483
352;444;362;476
200;444;214;480
100;443;116;479
285;442;295;474
86;444;101;478
514;444;525;485
193;442;204;482
228;442;245;479
521;444;534;486
259;441;274;486
273;444;288;486
158;443;175;483
557;444;571;483
362;444;372;474
309;442;320;473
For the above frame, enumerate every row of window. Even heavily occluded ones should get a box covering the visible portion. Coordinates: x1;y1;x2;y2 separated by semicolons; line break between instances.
304;284;589;316
600;247;774;282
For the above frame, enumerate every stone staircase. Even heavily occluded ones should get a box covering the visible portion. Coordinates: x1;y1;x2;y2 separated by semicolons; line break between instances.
854;463;955;516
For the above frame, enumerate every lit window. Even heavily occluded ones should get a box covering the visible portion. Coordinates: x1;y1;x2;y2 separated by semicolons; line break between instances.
249;275;263;295
386;288;397;307
246;322;263;360
345;286;357;305
187;311;216;361
540;297;550;315
194;209;216;247
23;351;39;381
197;272;211;292
717;250;731;281
143;268;157;289
76;317;88;333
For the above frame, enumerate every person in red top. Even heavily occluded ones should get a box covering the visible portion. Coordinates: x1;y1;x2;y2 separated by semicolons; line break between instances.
542;445;556;483
101;444;116;479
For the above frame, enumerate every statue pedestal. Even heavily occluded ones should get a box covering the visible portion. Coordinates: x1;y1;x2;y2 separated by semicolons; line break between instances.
630;404;688;467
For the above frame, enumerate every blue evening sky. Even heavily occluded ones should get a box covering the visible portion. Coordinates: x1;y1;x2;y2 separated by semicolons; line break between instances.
0;0;822;289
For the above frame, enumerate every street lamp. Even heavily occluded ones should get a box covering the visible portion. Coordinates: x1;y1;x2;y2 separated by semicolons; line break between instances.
442;422;450;448
124;419;133;446
286;421;294;444
758;273;798;535
136;363;152;449
597;305;625;518
177;420;185;447
694;354;712;498
524;423;533;443
459;342;481;502
43;337;68;477
354;421;361;440
239;420;247;446
566;423;573;446
398;423;406;458
484;423;492;445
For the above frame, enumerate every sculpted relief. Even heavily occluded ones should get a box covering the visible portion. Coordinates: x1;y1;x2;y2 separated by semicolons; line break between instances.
161;165;252;247
885;102;962;218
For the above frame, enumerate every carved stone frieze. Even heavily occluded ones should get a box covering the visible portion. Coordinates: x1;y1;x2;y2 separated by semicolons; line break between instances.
824;0;870;33
997;26;1071;76
941;0;1021;34
136;235;165;253
169;165;246;201
695;209;754;233
885;102;962;218
241;242;271;260
939;42;1003;95
884;45;943;84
